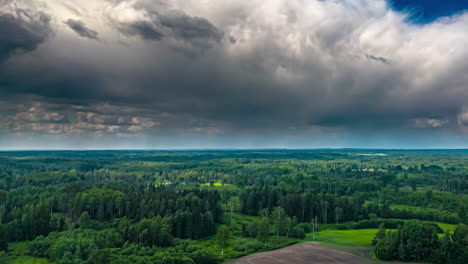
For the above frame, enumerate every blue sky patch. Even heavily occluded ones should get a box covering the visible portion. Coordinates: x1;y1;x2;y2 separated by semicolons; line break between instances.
389;0;468;23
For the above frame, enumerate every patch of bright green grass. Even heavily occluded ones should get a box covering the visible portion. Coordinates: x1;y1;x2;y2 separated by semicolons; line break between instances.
200;182;238;191
434;222;457;233
201;182;224;187
304;221;456;248
155;180;172;185
1;242;49;264
308;229;379;247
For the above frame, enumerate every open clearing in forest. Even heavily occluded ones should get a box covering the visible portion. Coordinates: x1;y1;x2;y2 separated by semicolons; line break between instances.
227;242;373;264
312;229;378;246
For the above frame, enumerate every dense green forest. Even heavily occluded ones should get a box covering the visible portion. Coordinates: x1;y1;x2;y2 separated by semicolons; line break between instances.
0;150;467;263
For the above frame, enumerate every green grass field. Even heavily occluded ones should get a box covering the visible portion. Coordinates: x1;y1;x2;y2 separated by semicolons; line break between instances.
435;222;457;233
306;220;457;248
0;242;49;264
309;229;378;247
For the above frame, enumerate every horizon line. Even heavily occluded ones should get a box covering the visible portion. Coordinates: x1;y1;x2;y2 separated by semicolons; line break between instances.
2;148;468;151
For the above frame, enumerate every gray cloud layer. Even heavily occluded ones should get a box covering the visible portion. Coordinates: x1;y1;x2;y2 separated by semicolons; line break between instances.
0;0;468;149
64;19;99;40
0;9;50;62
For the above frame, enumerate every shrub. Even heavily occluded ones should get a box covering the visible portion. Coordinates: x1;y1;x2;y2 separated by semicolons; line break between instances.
296;223;312;233
190;250;219;264
352;218;405;229
29;235;51;257
232;239;264;252
335;224;350;230
374;220;440;261
290;227;305;239
89;249;111;264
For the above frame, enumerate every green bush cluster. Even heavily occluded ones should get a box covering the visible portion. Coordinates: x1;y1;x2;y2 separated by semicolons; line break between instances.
374;220;467;263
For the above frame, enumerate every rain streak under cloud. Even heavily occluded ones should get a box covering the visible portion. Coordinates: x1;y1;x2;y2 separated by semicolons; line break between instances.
1;0;468;149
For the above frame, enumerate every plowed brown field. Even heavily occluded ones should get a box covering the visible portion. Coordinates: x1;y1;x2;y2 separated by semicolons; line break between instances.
227;242;413;264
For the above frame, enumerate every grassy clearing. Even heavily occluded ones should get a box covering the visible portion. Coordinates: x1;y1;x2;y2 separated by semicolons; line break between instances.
303;221;457;249
306;221;456;248
309;229;378;247
201;182;225;187
201;182;239;191
1;242;49;264
435;222;457;233
155;180;172;185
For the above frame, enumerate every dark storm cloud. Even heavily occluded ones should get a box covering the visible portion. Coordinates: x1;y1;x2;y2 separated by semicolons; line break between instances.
0;58;106;101
365;54;392;64
64;19;99;40
119;21;164;40
0;10;51;62
116;5;223;49
158;11;223;43
1;0;468;149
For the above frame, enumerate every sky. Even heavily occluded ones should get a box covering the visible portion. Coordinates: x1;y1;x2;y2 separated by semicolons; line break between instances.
0;0;468;149
390;0;468;23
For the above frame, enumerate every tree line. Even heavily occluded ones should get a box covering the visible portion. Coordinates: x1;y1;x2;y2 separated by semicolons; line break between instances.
374;220;467;263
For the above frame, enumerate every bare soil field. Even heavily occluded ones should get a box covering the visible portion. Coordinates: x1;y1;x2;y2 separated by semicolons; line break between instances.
227;242;414;264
